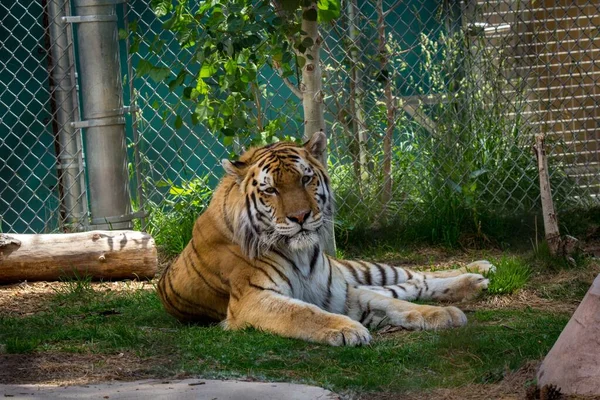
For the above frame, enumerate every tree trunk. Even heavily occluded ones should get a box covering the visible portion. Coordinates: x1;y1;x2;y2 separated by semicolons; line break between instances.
0;230;157;283
348;0;369;186
301;2;336;255
377;0;395;219
300;3;326;153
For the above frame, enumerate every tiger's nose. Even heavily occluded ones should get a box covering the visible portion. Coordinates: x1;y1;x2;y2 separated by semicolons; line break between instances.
288;210;311;225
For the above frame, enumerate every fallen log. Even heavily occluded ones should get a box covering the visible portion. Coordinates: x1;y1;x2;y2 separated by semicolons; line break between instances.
0;231;157;284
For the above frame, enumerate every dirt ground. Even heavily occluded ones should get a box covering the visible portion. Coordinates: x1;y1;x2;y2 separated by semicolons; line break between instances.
1;253;599;399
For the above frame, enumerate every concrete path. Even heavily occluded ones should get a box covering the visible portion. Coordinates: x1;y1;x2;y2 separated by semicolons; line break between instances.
0;378;339;399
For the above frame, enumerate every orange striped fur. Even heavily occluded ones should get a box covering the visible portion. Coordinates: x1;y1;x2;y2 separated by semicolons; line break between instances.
157;133;495;346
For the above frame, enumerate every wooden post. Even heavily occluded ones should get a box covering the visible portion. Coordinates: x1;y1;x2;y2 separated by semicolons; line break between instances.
534;134;579;258
0;231;157;283
534;134;561;255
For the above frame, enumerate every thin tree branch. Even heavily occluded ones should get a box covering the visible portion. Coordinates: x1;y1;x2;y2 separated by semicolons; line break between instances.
274;64;303;99
383;1;404;18
250;82;264;131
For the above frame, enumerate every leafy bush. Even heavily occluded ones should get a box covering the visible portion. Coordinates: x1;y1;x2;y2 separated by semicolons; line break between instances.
331;28;576;248
145;177;213;257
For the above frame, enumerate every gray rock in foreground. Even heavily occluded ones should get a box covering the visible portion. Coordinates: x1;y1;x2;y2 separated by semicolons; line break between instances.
537;273;600;396
0;378;340;400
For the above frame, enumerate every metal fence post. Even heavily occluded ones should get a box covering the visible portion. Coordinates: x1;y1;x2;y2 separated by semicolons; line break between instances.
68;0;132;230
47;0;88;230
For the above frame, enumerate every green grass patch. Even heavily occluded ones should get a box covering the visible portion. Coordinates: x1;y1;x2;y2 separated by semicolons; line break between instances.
486;256;531;295
530;239;590;271
0;283;568;393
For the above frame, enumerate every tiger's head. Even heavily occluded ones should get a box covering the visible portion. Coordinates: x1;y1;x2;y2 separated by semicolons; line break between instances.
221;132;333;258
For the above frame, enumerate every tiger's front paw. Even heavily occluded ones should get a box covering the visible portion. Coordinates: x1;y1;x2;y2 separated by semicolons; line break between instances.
418;305;467;330
316;319;372;346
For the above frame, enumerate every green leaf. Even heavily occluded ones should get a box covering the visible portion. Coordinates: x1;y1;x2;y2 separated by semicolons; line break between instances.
200;63;217;78
118;29;128;40
223;136;234;146
297;55;306;68
169;186;189;196
148;66;171;82
231;115;247;128
240;66;256;83
255;2;271;15
135;59;153;77
136;59;170;82
222;128;236;137
224;59;237;75
302;8;318;22
183;87;193;100
196;78;210;94
151;0;172;17
195;103;209;122
227;15;244;31
318;9;339;22
168;70;187;91
243;34;262;47
155;179;172;188
128;20;138;33
301;37;314;48
209;116;225;131
174;115;183;130
220;95;236;116
161;15;177;30
282;51;293;64
317;0;340;22
317;0;328;8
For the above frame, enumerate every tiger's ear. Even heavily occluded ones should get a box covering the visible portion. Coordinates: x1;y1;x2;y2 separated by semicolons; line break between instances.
303;131;327;159
221;159;248;178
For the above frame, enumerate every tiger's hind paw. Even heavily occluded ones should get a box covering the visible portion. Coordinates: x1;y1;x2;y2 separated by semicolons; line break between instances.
466;260;496;275
419;305;467;330
440;273;489;302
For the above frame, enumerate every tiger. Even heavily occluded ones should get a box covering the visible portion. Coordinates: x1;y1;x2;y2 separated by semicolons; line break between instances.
157;132;494;346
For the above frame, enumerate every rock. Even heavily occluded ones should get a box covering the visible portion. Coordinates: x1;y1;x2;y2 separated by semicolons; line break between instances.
537;273;600;396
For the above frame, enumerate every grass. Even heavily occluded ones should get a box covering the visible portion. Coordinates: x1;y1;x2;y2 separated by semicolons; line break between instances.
0;270;572;393
2;239;596;394
530;238;590;271
486;256;531;295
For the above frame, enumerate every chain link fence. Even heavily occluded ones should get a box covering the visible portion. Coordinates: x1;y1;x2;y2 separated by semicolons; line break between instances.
2;0;599;247
1;0;87;234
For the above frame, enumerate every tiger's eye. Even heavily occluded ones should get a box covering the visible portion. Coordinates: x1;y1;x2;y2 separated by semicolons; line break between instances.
302;175;312;184
265;187;277;194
